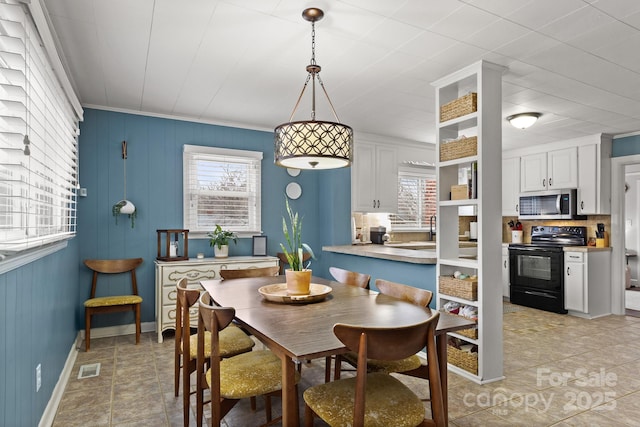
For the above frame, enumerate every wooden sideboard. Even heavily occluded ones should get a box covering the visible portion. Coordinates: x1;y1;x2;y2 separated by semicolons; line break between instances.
154;256;279;343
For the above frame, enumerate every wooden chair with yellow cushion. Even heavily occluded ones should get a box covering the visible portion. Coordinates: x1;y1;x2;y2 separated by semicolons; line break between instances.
219;265;279;280
174;278;255;427
83;258;143;352
326;266;371;381
303;311;444;427
334;279;434;381
277;252;311;275
196;291;300;427
329;266;371;290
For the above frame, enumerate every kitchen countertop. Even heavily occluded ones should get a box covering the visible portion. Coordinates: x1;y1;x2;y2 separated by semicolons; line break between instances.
322;244;437;264
563;246;612;252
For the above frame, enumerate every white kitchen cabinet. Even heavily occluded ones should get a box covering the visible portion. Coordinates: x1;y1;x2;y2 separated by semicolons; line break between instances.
154;256;278;342
352;142;398;212
578;135;612;215
502;156;520;216
433;60;504;384
564;250;611;318
564;252;586;312
502;246;510;298
520;147;577;192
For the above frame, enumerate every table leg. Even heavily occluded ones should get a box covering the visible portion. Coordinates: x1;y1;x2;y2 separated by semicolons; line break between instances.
282;355;299;426
436;335;449;426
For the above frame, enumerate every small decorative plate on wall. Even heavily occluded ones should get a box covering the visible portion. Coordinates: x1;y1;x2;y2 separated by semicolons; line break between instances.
287;168;301;177
286;182;302;199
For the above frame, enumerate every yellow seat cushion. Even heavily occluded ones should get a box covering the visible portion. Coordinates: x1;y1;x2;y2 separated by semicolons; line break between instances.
84;295;142;307
183;325;255;360
206;350;300;400
343;351;422;373
303;371;425;427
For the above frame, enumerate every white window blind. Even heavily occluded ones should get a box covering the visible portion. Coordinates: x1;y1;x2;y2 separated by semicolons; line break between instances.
0;0;81;254
391;169;436;230
183;145;262;237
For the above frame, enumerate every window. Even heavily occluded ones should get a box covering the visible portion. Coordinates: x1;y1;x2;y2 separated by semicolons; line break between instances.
0;0;82;256
183;145;262;237
390;169;436;230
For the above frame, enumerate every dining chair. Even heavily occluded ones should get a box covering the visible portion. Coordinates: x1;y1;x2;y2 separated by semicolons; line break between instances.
329;266;371;289
83;258;143;352
303;311;444;427
174;278;255;427
277;252;311;275
334;279;434;382
196;291;300;427
326;266;371;381
219;265;279;280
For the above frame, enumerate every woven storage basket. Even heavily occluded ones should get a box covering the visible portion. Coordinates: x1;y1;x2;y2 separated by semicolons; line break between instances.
447;345;478;375
440;92;477;122
456;319;478;340
439;136;477;162
439;276;478;301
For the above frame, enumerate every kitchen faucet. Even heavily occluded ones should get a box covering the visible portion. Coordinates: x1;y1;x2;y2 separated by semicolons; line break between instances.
429;215;436;241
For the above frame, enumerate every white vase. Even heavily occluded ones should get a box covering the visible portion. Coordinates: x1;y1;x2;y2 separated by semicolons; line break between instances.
214;244;229;258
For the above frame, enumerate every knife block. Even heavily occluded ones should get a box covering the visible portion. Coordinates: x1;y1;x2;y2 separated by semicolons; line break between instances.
595;232;609;248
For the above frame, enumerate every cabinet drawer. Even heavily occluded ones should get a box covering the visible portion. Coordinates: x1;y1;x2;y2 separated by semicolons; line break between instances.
565;252;584;262
163;283;203;306
163;266;219;284
163;304;199;328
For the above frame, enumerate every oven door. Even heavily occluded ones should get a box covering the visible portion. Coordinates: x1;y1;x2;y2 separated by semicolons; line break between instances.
509;246;563;292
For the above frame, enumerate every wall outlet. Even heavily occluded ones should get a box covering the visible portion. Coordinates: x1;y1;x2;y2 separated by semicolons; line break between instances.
36;364;41;392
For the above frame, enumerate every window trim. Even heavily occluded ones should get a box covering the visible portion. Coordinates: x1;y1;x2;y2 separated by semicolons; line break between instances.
0;0;82;271
391;167;436;231
182;144;263;239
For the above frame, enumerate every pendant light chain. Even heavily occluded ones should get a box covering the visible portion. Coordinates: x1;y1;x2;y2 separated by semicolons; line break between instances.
273;7;353;170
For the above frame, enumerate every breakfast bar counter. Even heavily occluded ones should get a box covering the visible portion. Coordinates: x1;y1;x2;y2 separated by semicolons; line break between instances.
322;244;437;264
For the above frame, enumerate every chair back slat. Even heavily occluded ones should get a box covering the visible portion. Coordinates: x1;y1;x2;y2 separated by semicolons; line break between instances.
84;258;144;298
329;266;371;289
334;312;439;361
277;252;311;275
376;278;433;307
219;266;279;280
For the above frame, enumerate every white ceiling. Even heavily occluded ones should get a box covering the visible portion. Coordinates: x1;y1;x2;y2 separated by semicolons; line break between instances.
44;0;640;151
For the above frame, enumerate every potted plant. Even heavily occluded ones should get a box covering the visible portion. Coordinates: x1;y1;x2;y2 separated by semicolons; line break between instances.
208;224;237;258
112;200;137;228
280;196;315;295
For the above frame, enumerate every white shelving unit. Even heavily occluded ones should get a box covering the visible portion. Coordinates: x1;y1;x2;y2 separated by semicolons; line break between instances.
432;60;504;384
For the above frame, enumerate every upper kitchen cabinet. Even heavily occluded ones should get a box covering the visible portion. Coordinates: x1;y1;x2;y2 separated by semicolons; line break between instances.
502;156;520;216
352;141;398;212
577;134;612;215
505;133;611;215
520;147;578;192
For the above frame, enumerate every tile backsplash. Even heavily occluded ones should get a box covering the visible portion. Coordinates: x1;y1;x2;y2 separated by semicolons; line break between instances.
502;215;611;244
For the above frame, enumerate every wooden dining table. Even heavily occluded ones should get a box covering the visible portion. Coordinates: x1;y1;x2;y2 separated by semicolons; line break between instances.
201;275;475;426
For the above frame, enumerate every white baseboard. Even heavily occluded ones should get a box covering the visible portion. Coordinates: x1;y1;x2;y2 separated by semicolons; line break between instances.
79;321;156;340
39;333;81;427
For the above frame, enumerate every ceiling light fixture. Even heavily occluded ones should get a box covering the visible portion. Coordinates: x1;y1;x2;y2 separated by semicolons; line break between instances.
507;112;541;129
274;8;353;170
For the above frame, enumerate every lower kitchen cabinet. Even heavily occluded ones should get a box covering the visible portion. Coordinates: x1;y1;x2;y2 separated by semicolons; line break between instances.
564;250;611;318
154;256;279;342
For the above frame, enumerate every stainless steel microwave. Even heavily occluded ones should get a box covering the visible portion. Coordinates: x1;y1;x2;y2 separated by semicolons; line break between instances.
518;189;583;220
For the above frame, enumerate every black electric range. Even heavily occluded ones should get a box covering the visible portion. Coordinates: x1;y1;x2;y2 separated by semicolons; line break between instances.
508;226;587;313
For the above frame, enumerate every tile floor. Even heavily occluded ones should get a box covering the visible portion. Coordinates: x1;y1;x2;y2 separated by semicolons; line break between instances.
53;303;640;426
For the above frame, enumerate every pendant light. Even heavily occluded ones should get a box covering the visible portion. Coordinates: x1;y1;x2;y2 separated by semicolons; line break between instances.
274;8;353;170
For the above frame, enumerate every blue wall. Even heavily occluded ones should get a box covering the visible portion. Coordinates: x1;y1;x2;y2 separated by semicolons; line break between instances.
76;108;350;328
0;239;80;427
0;107;438;425
612;134;640;157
